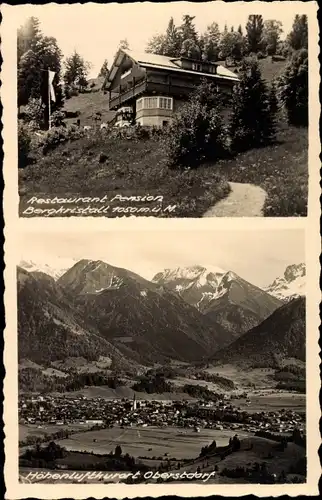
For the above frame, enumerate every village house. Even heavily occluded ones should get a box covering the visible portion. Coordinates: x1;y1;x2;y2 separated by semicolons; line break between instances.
103;49;239;127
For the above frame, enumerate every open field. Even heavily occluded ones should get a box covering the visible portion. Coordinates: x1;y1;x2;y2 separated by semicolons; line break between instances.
19;422;94;441
206;364;277;388
54;426;252;460
231;392;306;414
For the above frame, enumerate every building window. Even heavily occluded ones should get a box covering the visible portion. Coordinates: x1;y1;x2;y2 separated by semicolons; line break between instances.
136;96;173;111
144;97;158;109
192;63;202;72
159;97;173;110
121;69;131;79
136;98;143;111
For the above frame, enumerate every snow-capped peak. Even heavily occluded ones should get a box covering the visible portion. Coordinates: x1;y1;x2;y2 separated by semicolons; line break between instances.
19;258;78;280
265;263;306;301
152;265;234;311
153;265;226;284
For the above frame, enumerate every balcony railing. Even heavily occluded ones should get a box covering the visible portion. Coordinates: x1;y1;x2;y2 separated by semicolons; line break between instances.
109;78;147;109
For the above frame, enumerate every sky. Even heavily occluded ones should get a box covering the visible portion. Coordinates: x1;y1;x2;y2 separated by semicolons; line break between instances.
10;1;306;78
18;227;305;288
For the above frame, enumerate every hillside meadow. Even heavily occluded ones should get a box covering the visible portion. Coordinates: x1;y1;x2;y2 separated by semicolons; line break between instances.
19;120;307;218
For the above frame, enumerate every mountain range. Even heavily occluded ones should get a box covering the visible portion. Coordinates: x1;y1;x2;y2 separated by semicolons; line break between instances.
211;296;305;368
264;263;306;301
153;265;282;340
18;261;229;366
19;258;78;280
17;260;306;370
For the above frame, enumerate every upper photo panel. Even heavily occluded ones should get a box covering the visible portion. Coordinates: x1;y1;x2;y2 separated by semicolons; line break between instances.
16;1;314;218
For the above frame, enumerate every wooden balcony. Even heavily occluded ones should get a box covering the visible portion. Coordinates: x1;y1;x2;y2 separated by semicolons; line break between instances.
109;71;235;110
109;78;147;110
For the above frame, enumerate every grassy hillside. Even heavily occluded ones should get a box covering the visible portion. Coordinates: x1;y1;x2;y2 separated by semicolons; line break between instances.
19;133;231;218
19;120;307;217
63;85;115;126
194;436;305;481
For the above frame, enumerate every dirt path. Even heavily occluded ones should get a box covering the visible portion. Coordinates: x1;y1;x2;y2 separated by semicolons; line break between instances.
203;181;267;217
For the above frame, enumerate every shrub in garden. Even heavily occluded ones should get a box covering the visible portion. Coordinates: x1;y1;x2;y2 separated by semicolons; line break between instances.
165;81;229;168
23;97;46;129
229;57;277;152
50;110;66;127
42;124;84;154
18;120;32;168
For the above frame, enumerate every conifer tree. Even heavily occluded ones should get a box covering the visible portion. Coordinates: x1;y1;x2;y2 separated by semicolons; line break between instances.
98;59;109;78
200;22;220;62
64;51;91;91
230;57;276;152
179;15;199;45
246;14;264;53
277;49;308;126
17;17;63;108
164;17;182;57
287;15;308;51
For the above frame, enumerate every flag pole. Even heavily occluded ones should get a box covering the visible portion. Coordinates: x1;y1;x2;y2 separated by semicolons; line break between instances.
48;68;52;130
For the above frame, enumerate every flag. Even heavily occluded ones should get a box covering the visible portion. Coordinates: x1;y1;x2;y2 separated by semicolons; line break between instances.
48;70;56;102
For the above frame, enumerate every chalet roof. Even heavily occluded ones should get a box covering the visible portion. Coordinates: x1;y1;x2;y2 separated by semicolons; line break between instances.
105;49;239;87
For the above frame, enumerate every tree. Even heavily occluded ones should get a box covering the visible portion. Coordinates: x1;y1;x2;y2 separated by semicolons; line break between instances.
163;17;182;57
230;57;276;152
118;39;129;50
237;25;243;36
200;22;220;62
17;17;63;108
261;20;283;55
165;80;229;168
114;445;122;458
287;15;308;51
146;34;167;55
180;39;201;59
64;51;91;91
17;16;42;61
268;81;279;117
246;14;264;53
179;15;199;45
219;30;245;62
146;17;181;57
18;49;41;105
277;48;308;126
98;59;109;78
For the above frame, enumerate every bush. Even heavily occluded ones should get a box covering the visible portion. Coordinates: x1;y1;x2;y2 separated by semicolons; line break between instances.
165;81;229;168
65;110;80;119
51;110;66;128
64;84;79;99
42;124;85;154
271;54;286;62
23;97;45;129
257;51;267;59
18;121;31;168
